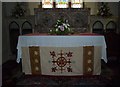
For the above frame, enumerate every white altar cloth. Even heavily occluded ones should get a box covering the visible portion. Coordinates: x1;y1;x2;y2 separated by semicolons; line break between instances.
17;34;107;63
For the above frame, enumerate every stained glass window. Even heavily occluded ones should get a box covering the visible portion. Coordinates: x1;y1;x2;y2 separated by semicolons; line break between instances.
71;0;83;8
56;0;68;8
42;0;53;8
42;0;83;8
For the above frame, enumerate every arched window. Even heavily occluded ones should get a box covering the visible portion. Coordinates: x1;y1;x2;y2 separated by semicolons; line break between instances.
42;0;83;8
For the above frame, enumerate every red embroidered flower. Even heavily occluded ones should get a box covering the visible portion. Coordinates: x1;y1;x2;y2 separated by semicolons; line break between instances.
66;52;73;57
50;51;56;58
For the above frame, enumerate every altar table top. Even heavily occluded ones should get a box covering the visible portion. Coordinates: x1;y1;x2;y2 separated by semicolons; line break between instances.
17;33;107;63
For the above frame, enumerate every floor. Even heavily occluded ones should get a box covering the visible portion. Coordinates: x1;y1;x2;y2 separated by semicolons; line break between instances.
2;57;120;87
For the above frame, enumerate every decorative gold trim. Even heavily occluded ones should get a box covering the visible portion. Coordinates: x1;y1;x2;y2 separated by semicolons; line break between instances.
29;46;41;75
83;46;94;75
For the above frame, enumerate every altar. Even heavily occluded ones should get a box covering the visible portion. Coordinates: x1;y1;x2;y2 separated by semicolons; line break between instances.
17;33;107;76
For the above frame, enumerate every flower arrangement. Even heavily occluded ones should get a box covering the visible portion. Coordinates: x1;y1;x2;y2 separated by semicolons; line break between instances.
97;2;112;17
49;19;72;35
12;3;26;18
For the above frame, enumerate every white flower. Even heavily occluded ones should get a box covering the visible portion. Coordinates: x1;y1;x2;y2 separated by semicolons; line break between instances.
63;23;68;28
58;26;61;28
57;20;60;22
63;23;66;26
66;20;68;23
55;24;58;27
50;29;52;32
67;24;70;27
56;28;58;32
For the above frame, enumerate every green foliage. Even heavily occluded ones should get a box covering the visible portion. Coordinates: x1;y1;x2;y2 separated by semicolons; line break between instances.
49;18;72;35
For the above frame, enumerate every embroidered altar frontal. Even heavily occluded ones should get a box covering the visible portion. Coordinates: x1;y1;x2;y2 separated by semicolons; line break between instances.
22;46;101;76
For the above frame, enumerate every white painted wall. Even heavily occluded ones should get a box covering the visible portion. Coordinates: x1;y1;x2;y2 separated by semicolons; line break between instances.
28;2;39;15
85;2;98;15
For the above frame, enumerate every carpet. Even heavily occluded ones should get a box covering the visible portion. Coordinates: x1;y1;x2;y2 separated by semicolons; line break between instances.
16;75;109;87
